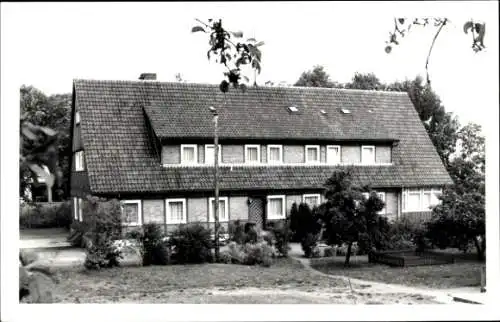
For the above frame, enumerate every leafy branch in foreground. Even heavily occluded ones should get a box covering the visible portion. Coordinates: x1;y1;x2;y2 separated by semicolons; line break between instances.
385;18;486;85
192;18;264;91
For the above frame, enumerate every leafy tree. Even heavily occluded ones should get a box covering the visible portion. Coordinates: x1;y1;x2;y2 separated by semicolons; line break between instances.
318;169;385;267
427;123;485;259
385;17;487;85
192;18;264;261
294;65;341;88
345;72;383;90
20;85;71;201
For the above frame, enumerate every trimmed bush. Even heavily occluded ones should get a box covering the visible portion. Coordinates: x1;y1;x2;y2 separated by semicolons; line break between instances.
127;223;171;266
227;241;275;266
169;223;213;264
20;201;72;229
301;233;319;258
266;220;290;257
67;221;92;248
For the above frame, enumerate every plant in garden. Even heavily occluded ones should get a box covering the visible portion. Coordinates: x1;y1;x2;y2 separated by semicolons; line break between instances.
169;223;213;264
129;223;171;266
385;18;487;85
317;169;385;267
266;220;290;257
301;233;320;258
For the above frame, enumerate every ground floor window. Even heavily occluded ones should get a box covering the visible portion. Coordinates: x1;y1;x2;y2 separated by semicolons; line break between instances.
403;188;442;212
267;195;285;219
302;194;321;208
209;197;229;222
121;200;142;226
166;198;187;224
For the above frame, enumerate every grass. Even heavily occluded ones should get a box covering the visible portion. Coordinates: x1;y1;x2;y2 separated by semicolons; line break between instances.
50;258;352;303
311;255;483;289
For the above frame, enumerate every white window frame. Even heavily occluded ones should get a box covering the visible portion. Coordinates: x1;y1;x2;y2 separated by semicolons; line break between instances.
73;197;78;220
180;144;198;165
305;145;320;164
361;145;375;165
326;145;341;164
75;150;84;171
302;194;321;207
267;144;283;164
267;195;286;220
75;111;81;125
165;198;187;224
209;197;229;222
204;144;222;165
77;197;83;221
403;188;442;213
121;200;142;226
244;144;261;164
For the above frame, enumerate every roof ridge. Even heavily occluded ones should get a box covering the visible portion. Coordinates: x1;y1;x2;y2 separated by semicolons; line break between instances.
73;79;408;96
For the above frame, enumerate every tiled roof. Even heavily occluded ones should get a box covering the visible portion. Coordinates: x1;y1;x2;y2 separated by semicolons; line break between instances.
73;79;453;194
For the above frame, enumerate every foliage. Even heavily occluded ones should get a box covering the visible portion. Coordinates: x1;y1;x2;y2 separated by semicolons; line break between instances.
169;223;213;264
385;18;486;84
289;202;322;242
228;219;246;243
19;251;58;303
427;123;485;260
227;241;275;266
217;250;233;264
266;220;290;257
129;223;171;266
345;72;383;90
317;169;385;266
82;197;123;270
301;233;319;258
294;65;341;88
20;85;72;201
323;246;336;257
20;201;72;229
67;220;92;248
192;18;264;90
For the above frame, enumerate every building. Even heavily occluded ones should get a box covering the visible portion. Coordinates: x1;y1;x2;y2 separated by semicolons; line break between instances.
70;74;452;233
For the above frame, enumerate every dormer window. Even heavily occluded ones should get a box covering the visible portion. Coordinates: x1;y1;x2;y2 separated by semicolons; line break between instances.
288;106;298;113
181;144;198;165
245;145;261;164
75;111;80;125
305;145;320;164
361;145;375;164
341;108;351;114
267;145;283;164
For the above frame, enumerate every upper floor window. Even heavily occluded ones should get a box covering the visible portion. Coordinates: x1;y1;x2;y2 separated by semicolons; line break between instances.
305;145;320;164
326;145;341;164
205;144;222;165
267;145;283;164
209;197;229;222
303;194;321;207
75;150;84;171
181;144;198;164
361;145;375;164
75;111;81;125
245;145;261;164
166;198;187;224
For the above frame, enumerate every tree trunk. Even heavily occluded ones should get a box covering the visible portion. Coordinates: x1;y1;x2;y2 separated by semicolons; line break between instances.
46;183;53;203
474;236;485;261
344;242;353;267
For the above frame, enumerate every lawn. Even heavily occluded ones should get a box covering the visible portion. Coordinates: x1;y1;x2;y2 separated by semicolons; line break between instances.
35;258;440;304
311;255;483;289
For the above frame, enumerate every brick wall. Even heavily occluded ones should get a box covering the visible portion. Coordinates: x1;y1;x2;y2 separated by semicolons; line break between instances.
385;191;398;217
162;145;180;164
222;145;244;163
284;145;304;163
143;199;164;224
229;196;248;221
375;146;392;163
342;145;361;164
188;198;208;223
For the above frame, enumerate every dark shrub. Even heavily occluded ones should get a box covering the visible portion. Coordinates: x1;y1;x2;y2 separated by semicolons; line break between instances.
301;233;319;258
229;220;246;244
67;221;92;248
244;226;258;244
138;223;171;266
323;246;336;257
218;250;233;264
169;223;213;264
266;220;290;257
83;197;123;270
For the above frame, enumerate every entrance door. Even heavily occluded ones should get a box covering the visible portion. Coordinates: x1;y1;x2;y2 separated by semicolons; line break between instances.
248;196;265;230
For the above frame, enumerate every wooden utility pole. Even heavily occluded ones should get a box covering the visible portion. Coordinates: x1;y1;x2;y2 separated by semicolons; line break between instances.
211;107;220;261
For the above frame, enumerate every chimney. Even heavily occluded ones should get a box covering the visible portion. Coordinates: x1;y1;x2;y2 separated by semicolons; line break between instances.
139;73;156;80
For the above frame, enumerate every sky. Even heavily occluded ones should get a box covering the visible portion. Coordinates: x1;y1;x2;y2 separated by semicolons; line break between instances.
2;1;498;130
